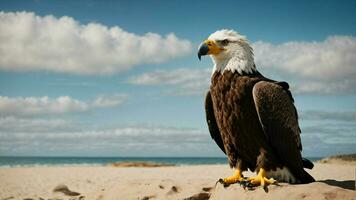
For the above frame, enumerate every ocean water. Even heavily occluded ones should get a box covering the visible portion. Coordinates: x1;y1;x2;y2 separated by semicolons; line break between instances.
0;156;323;168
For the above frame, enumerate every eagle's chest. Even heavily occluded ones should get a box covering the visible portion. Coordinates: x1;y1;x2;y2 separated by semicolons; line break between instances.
210;71;265;161
210;72;258;126
209;71;268;169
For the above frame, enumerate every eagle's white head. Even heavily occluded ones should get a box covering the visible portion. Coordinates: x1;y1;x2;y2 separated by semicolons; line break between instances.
198;29;256;75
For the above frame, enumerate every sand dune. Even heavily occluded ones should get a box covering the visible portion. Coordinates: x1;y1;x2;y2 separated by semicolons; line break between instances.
0;163;355;200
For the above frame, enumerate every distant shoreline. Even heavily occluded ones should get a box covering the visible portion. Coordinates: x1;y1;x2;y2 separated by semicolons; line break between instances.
0;156;324;168
1;154;355;168
0;156;228;168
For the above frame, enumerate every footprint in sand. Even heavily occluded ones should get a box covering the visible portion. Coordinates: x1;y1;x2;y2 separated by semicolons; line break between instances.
184;192;211;200
140;195;156;200
53;184;81;196
201;187;212;192
166;186;181;195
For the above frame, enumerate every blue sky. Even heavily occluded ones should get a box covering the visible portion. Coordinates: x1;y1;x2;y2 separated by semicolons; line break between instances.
0;0;355;157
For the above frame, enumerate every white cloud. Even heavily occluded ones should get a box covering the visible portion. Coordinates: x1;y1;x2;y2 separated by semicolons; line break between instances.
300;110;356;122
92;94;128;108
0;94;127;117
253;36;356;94
128;68;211;95
0;117;206;141
0;120;218;156
0;11;192;75
1;115;355;157
0;117;80;133
128;68;209;85
302;123;356;145
0;109;355;157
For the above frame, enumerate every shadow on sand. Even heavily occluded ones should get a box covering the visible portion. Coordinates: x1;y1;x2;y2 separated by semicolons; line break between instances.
319;179;355;190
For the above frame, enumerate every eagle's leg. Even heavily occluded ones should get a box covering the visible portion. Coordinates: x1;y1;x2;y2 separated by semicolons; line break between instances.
243;148;277;189
218;168;244;187
246;168;276;188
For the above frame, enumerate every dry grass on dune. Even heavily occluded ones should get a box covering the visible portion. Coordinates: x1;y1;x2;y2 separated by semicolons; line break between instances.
108;161;175;167
318;153;356;165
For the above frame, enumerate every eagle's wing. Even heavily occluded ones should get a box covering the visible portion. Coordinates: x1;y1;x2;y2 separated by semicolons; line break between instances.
253;81;302;151
252;81;312;180
205;91;226;154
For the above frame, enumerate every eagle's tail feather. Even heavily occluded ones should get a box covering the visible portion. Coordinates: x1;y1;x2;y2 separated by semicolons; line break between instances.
299;169;315;183
302;157;314;169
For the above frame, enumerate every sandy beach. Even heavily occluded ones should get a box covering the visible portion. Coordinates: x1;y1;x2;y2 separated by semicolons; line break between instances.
0;162;355;200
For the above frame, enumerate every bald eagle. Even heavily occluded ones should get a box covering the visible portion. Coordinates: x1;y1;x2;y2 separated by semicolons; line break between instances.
198;30;314;188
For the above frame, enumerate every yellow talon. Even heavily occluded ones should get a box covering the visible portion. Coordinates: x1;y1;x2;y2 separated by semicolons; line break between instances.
221;169;244;185
247;168;277;187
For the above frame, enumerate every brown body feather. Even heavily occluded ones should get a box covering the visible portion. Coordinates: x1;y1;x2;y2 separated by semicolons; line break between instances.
206;70;314;183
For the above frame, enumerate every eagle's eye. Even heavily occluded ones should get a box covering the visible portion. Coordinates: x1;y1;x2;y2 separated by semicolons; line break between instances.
220;39;229;46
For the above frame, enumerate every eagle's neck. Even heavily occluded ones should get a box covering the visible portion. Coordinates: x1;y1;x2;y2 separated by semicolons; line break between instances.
212;45;256;75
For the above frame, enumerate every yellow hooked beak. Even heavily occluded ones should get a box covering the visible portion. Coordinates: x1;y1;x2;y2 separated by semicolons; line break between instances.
198;40;224;60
